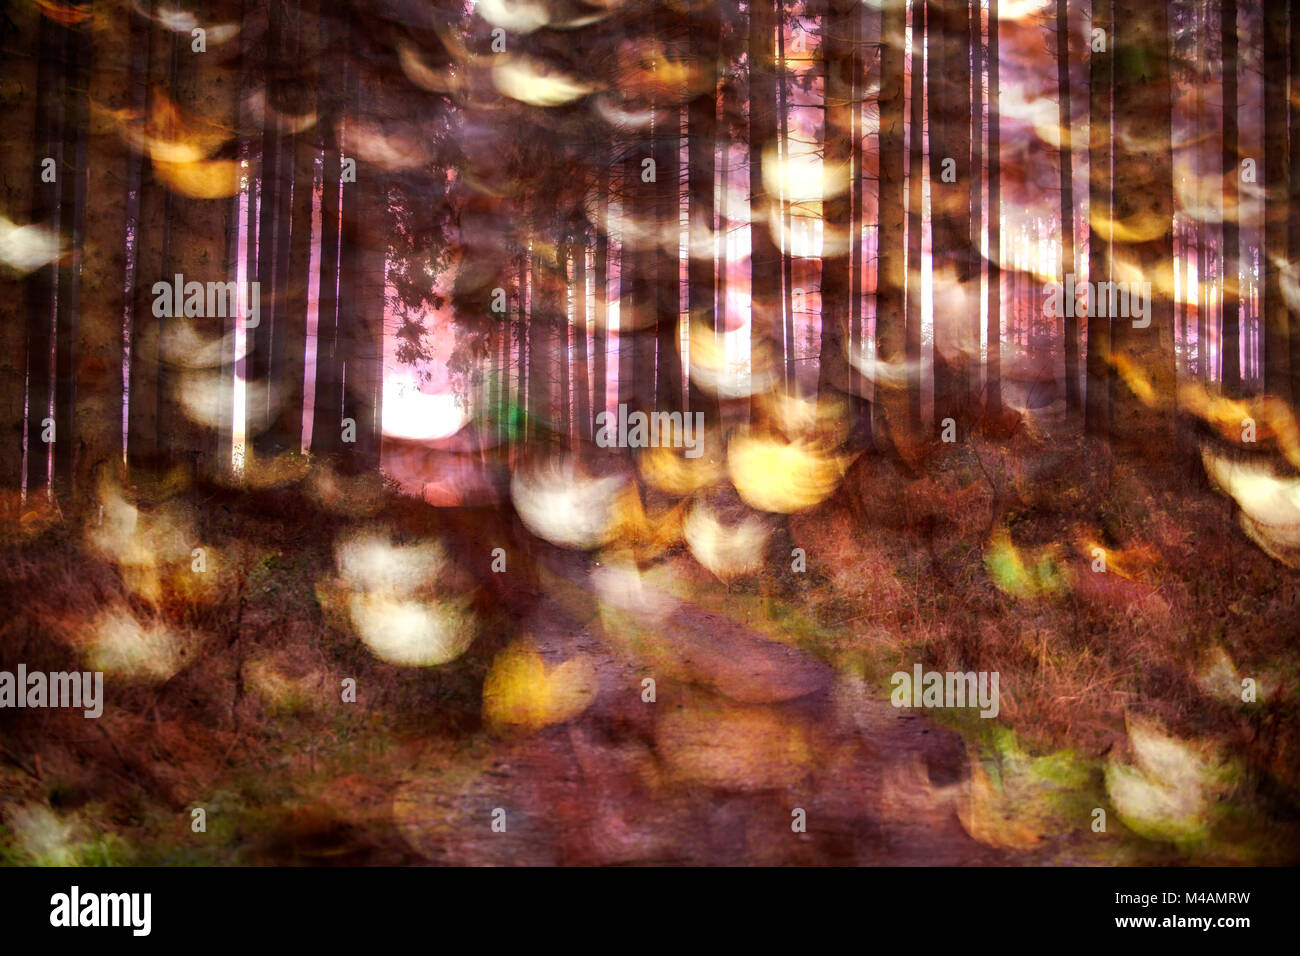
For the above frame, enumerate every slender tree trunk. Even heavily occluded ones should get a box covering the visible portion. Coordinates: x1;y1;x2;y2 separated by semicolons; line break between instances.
0;4;40;489
1290;0;1300;403
1057;0;1080;417
718;105;730;364
688;5;721;428
819;0;856;415
75;9;137;494
1220;0;1241;396
269;0;319;456
558;243;572;443
617;157;635;410
750;0;783;417
531;222;561;442
572;225;592;442
310;3;344;459
969;1;983;414
247;0;284;454
778;5;796;392
593;158;610;434
654;95;682;415
876;0;909;443
621;146;653;416
850;1;867;418
1262;0;1289;400
986;0;1001;415
166;2;239;479
1086;3;1118;429
1109;0;1176;452
347;69;387;473
26;13;65;494
905;0;925;428
516;252;529;445
127;11;172;475
595;158;608;437
928;0;972;436
1195;10;1208;384
878;0;909;442
53;21;89;498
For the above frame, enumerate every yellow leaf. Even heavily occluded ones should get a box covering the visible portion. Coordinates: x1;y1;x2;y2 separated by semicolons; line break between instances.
483;640;598;731
153;158;242;198
727;431;848;513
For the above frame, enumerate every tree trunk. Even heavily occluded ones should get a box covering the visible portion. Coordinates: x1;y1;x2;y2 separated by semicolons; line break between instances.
75;9;136;494
572;225;592;442
339;64;386;473
969;0;983;415
1109;0;1176;452
1057;0;1080;417
928;0;972;436
905;0;925;429
875;0;909;443
689;4;721;427
127;11;172;475
850;2;866;410
25;12;65;494
654;95;682;415
986;0;1001;415
1219;0;1241;396
1291;0;1300;403
818;0;856;416
750;0;783;417
1262;0;1289;400
52;21;88;499
0;4;40;490
778;4;796;393
593;154;610;435
247;0;285;455
310;3;344;459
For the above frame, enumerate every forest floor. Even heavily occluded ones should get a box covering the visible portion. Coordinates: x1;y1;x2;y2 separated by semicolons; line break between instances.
2;418;1299;865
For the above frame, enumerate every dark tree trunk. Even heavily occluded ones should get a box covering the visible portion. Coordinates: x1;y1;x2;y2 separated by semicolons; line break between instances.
0;5;40;489
688;4;721;427
1219;0;1241;396
572;224;592;442
1291;0;1300;403
248;0;285;454
1262;0;1289;400
25;12;65;494
986;0;1002;415
875;0;909;443
969;0;983;415
76;6;138;493
818;0;856;416
749;0;783;418
654;96;682;415
928;0;972;436
905;0;925;429
1087;0;1113;433
593;155;610;435
310;4;344;458
1057;0;1081;417
126;11;172;475
778;3;796;393
1109;0;1176;452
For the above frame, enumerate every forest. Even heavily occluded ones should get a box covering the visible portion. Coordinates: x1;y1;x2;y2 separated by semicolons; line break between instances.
1;0;1299;866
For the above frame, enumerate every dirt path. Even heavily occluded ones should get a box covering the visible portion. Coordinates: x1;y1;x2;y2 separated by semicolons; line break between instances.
390;543;1026;865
